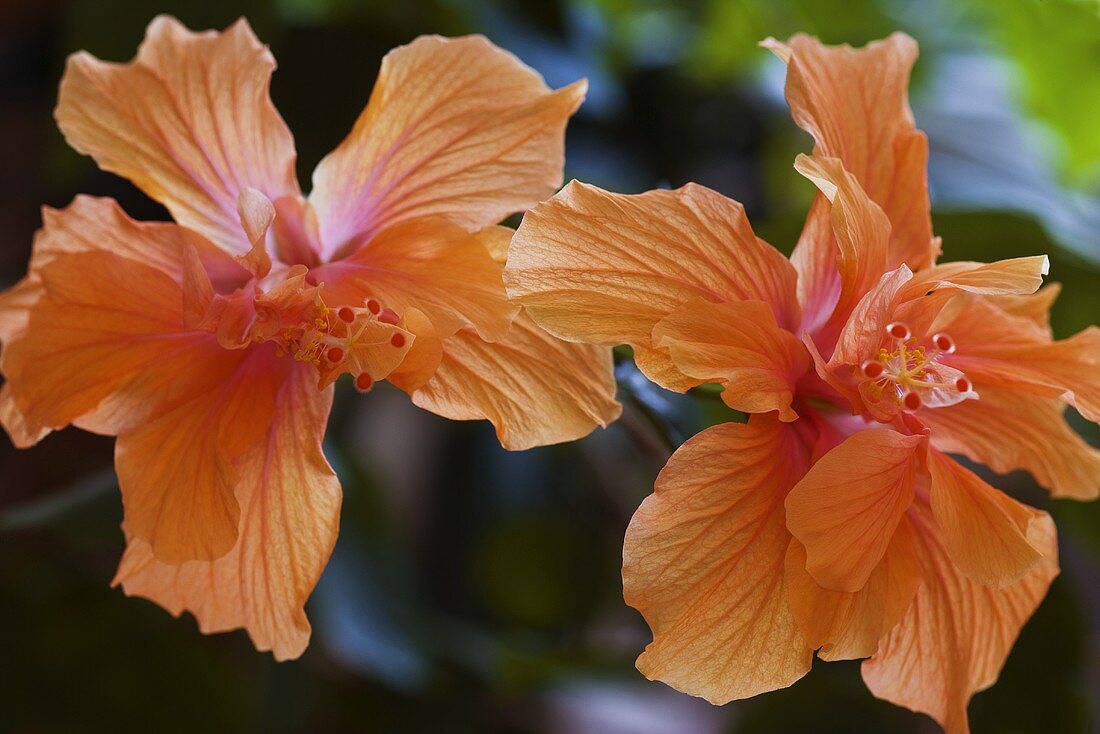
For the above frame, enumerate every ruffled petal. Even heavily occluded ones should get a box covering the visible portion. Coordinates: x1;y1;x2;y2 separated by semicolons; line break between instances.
784;515;921;661
785;428;923;592
1;251;230;438
55;16;299;254
114;344;283;563
793;154;889;337
314;219;516;343
923;386;1100;500
505;181;800;348
651;297;808;419
765;33;936;270
411;310;621;450
1;248;285;562
309;35;583;257
936;295;1100;422
114;362;340;661
623;417;813;704
861;500;1059;734
0;383;48;448
927;450;1042;588
986;284;1060;335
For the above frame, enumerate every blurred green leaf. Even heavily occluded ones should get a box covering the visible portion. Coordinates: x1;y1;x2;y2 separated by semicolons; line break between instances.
973;0;1100;186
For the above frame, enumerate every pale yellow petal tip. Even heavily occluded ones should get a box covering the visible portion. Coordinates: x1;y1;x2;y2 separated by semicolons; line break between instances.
759;37;792;62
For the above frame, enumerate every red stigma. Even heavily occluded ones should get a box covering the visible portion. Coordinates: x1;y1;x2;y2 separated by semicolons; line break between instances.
326;347;344;363
338;307;355;323
366;299;382;315
861;360;885;379
390;333;406;348
932;332;956;354
903;392;922;411
378;308;400;325
886;321;911;340
355;373;373;392
955;377;971;393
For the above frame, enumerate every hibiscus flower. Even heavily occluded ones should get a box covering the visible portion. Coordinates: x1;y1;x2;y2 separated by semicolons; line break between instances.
0;16;620;659
504;32;1097;733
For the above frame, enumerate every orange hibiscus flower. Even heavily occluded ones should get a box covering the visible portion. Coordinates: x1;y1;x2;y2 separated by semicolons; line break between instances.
0;16;620;659
505;32;1098;733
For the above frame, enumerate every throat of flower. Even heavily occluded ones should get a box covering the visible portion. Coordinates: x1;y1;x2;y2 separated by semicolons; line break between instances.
858;321;974;416
260;287;412;392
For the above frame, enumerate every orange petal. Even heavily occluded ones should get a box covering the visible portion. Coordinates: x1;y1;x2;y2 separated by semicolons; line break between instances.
784;515;921;661
316;219;517;343
0;383;49;448
623;417;813;704
927;450;1042;588
114;363;340;661
936;296;1100;423
632;344;707;393
310;35;584;256
986;283;1060;335
56;16;299;254
923;386;1100;500
387;307;444;393
0;277;40;345
115;345;282;563
793;154;890;337
411;310;621;450
785;428;923;592
505;181;800;348
905;256;1049;298
651;297;808;420
765;33;936;270
0;248;286;562
862;499;1059;734
235;188;275;278
0;196;241;347
830;265;913;368
2;251;229;435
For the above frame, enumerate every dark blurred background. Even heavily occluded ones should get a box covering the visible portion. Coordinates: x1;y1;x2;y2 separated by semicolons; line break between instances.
1;1;1098;732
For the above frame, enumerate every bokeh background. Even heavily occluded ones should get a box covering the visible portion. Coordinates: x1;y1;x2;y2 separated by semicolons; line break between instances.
1;0;1098;732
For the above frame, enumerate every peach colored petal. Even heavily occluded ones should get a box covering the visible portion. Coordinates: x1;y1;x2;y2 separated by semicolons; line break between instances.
411;310;621;450
235;187;276;278
0;383;49;448
765;33;936;270
923;386;1100;500
830;265;913;368
793;154;889;338
2;252;230;436
114;362;340;661
936;296;1100;422
0;196;243;346
788;196;842;334
386;307;444;393
623;417;813;704
505;181;800;349
862;500;1059;734
310;34;584;257
632;345;706;393
56;16;299;254
927;450;1042;588
0;278;40;345
986;283;1060;335
905;256;1049;298
115;344;281;563
651;298;809;420
784;515;921;661
315;219;516;343
785;428;923;592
